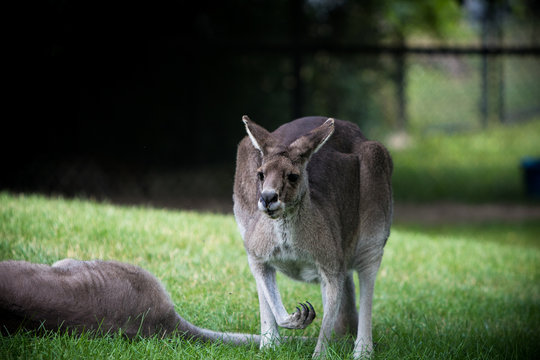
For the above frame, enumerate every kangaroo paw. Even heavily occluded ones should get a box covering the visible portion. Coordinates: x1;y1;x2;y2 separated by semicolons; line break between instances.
279;301;316;329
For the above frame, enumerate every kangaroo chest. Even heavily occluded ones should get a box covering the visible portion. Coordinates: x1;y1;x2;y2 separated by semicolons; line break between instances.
265;220;321;283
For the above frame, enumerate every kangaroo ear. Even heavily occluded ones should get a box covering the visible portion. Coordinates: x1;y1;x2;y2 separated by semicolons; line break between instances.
289;118;335;162
242;115;275;155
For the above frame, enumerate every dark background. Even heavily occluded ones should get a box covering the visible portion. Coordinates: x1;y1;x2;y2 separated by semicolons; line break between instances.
1;0;391;205
2;0;539;209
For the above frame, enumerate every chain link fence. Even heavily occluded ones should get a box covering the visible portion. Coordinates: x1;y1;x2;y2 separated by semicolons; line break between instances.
404;52;540;135
3;0;539;206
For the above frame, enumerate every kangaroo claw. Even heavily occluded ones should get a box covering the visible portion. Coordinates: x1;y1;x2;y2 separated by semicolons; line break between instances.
279;301;316;329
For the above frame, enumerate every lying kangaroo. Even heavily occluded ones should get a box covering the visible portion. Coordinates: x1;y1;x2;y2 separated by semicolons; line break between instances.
0;258;259;345
233;116;393;358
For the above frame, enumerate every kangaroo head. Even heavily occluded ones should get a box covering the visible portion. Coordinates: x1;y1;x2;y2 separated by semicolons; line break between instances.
242;115;334;219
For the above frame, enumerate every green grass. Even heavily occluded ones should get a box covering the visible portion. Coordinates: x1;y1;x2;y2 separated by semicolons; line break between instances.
1;193;539;359
387;46;540;203
390;118;540;203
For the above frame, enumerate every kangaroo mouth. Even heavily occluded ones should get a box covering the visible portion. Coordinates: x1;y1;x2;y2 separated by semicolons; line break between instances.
258;198;284;219
260;204;284;219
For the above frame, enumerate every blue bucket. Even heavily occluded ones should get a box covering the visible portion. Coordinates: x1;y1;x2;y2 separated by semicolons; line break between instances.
522;158;540;199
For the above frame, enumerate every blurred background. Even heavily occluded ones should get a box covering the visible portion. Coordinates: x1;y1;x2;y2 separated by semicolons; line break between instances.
2;0;539;216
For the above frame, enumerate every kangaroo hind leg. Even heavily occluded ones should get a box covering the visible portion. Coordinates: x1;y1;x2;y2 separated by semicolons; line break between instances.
328;272;358;338
353;258;382;359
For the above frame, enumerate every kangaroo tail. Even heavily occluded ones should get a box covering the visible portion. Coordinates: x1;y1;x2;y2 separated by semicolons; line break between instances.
174;313;261;345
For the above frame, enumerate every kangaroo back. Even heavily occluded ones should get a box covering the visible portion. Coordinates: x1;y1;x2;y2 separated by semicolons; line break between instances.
0;259;179;337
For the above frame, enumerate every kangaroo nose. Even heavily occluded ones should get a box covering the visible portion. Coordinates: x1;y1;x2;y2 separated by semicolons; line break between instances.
260;190;278;209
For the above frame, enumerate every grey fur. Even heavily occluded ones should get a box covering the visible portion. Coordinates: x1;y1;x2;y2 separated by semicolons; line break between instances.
0;259;259;345
233;116;393;358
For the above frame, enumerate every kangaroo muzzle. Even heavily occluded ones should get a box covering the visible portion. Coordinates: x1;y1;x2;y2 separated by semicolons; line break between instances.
258;189;283;217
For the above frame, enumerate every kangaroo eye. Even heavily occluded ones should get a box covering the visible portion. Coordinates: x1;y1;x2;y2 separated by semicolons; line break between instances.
257;171;265;181
287;173;299;183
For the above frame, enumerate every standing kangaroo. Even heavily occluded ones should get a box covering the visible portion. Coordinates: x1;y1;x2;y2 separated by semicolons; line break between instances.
233;116;393;358
0;259;259;345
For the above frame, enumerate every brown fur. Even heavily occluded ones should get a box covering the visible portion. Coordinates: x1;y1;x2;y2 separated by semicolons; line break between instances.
233;116;393;358
0;259;259;345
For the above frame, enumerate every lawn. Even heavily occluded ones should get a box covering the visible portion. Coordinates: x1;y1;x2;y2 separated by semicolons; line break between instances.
389;118;540;203
1;193;539;359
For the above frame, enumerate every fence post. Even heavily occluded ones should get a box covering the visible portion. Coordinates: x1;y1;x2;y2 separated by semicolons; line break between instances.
291;0;304;119
480;0;505;128
396;47;407;130
481;6;490;128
